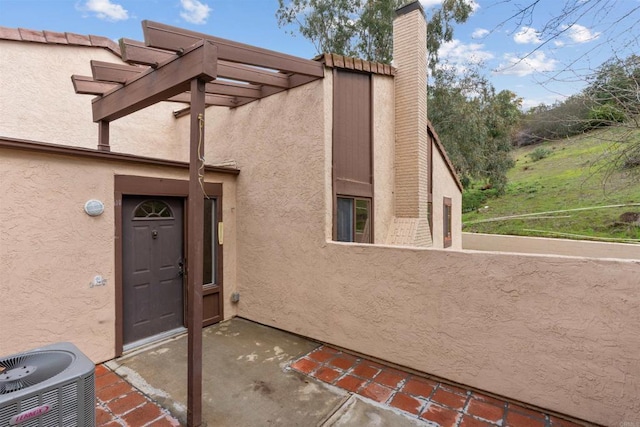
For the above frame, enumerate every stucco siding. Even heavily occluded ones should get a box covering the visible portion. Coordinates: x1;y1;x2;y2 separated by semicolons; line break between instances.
0;41;185;160
0;147;237;362
432;147;463;249
197;68;638;424
372;75;395;244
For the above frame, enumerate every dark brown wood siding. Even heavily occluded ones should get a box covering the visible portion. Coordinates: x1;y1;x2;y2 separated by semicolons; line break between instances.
333;69;372;197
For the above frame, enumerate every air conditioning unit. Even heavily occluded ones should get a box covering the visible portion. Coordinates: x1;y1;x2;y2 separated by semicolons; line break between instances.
0;342;95;426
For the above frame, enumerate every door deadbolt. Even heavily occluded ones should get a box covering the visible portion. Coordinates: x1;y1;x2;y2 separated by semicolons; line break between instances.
152;230;158;239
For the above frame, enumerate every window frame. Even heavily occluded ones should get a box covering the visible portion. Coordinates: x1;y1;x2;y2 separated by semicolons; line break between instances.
443;197;452;248
336;195;372;243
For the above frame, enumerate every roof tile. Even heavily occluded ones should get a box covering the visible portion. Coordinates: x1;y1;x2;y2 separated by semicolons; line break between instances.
43;30;69;45
18;28;46;42
314;52;395;76
65;32;92;46
0;27;21;41
89;35;121;55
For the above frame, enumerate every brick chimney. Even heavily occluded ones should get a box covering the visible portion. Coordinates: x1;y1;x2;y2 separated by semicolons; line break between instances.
386;1;432;247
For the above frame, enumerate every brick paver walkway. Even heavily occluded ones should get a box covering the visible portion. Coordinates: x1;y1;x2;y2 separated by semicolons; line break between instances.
95;364;180;427
290;345;586;427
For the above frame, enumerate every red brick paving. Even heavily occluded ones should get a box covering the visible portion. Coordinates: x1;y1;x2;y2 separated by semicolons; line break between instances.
335;374;367;392
432;388;468;410
402;377;436;398
505;409;547;427
290;357;319;374
289;344;589;427
460;414;496;427
389;392;423;415
421;403;461;425
466;398;505;423
352;361;381;379
329;354;358;370
95;364;179;427
357;382;394;403
374;369;407;388
313;366;342;383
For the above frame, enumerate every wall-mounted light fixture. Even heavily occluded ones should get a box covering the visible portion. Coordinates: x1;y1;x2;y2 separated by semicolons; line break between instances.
84;199;105;216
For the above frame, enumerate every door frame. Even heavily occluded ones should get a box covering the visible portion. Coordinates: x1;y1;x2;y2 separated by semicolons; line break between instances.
115;175;223;356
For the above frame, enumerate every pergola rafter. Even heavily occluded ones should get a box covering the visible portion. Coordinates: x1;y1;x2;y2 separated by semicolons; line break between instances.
71;21;325;427
71;21;324;138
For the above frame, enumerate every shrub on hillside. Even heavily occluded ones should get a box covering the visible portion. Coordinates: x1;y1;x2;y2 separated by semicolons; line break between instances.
528;147;552;162
462;187;499;213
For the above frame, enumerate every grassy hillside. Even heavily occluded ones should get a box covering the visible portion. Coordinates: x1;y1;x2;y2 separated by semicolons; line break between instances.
462;127;640;242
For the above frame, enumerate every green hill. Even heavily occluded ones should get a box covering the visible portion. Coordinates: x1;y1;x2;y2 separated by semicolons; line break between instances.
462;126;640;242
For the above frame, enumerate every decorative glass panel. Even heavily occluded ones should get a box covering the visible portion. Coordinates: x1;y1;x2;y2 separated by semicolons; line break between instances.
337;197;353;242
203;198;217;285
133;200;173;219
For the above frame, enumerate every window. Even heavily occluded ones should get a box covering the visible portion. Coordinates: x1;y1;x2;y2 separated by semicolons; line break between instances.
337;197;371;243
332;69;373;243
443;197;452;248
203;198;218;285
133;200;173;219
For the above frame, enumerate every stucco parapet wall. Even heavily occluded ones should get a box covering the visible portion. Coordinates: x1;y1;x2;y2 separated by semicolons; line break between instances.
314;53;396;76
0;26;121;56
463;232;640;261
0;136;240;175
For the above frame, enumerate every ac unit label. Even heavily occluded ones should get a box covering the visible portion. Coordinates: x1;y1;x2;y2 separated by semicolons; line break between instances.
9;404;51;425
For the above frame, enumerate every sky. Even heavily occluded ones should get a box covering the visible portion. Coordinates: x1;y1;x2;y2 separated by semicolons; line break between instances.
1;0;638;110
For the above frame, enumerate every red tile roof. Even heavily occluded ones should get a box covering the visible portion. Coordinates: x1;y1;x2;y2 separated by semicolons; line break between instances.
314;53;396;76
0;26;121;56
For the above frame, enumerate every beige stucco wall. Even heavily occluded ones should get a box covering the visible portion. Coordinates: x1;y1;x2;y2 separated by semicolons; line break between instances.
464;232;640;260
0;41;187;161
0;147;237;363
372;74;396;243
431;148;463;250
201;71;639;424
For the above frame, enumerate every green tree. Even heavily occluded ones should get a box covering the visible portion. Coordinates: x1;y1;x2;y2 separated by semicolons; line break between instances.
428;65;521;193
276;0;473;68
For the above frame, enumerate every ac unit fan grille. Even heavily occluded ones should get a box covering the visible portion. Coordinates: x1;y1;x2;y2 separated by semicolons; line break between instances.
0;351;74;395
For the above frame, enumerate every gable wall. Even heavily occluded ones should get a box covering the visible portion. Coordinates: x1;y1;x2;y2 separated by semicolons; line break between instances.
0;41;186;160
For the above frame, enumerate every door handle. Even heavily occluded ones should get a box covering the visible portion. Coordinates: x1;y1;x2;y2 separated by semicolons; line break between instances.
178;260;185;277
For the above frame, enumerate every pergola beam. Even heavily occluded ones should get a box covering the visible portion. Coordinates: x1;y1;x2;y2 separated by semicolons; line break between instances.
142;20;324;78
120;38;291;90
71;75;121;95
91;60;147;83
168;93;254;107
92;40;218;122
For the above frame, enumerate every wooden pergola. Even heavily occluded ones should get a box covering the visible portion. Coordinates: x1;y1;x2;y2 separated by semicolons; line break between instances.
72;21;324;427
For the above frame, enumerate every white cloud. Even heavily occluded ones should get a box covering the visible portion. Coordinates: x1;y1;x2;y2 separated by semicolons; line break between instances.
495;51;557;76
554;40;565;47
180;0;211;25
514;26;541;44
81;0;128;21
440;39;494;65
563;24;600;43
472;28;489;39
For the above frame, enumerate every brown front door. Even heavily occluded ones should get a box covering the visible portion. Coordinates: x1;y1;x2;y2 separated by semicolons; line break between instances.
122;196;184;346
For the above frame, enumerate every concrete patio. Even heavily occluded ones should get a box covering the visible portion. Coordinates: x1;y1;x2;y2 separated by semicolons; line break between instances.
98;318;593;427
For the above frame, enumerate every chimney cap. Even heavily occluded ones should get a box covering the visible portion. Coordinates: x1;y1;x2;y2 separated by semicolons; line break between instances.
395;1;426;18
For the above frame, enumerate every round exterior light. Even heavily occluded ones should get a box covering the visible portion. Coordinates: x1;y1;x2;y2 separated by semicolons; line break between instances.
84;199;105;216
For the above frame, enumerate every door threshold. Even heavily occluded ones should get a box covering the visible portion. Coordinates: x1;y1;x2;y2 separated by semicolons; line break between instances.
123;327;187;354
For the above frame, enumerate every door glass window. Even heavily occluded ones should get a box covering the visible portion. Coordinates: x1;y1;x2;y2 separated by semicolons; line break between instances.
133;200;173;219
203;198;217;285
